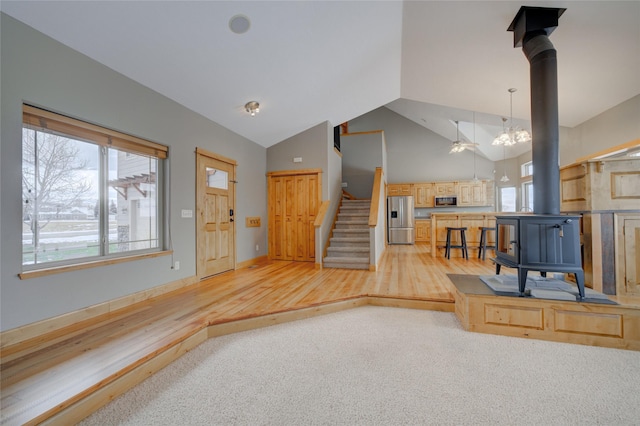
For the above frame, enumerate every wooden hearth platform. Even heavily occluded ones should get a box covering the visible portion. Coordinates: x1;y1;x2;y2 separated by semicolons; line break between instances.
450;274;640;351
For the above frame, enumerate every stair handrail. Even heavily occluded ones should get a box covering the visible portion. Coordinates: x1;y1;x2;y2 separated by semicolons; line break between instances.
368;167;383;227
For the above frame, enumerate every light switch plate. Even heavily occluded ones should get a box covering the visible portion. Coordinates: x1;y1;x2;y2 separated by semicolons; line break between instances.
181;209;193;218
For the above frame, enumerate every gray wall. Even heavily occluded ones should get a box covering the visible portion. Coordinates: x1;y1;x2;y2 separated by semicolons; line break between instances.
267;121;331;200
563;95;640;165
348;107;496;183
0;14;267;331
341;132;385;199
266;121;342;260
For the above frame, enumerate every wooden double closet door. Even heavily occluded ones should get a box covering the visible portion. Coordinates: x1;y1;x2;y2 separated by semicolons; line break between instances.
268;169;321;262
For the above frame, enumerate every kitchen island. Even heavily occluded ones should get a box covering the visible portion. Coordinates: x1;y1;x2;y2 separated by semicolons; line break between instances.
430;212;497;258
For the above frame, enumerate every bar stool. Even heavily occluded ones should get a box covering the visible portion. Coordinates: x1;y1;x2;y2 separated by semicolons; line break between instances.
478;226;496;261
445;227;468;259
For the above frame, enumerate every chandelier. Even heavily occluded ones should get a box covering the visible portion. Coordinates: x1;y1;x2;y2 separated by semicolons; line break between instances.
492;88;531;146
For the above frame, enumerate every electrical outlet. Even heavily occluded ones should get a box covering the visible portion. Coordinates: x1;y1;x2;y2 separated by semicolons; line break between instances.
256;244;259;252
174;261;180;270
181;209;193;218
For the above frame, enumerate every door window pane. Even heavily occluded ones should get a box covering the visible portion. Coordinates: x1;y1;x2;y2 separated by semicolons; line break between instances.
206;167;228;189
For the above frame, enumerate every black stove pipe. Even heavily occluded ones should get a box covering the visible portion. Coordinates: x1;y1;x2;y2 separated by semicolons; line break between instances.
524;33;560;215
508;7;566;215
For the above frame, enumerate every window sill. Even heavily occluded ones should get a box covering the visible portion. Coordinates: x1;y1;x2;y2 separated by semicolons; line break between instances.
19;250;173;280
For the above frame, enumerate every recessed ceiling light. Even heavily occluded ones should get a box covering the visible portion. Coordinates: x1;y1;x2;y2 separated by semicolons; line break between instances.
229;15;250;34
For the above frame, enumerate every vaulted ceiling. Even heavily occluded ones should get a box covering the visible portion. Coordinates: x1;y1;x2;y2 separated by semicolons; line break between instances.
2;1;638;161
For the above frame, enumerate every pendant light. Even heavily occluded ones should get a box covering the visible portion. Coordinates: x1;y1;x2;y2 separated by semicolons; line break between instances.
472;112;479;182
492;88;531;146
500;145;510;182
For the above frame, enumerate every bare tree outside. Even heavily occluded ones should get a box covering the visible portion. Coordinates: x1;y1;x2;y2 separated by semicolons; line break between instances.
22;128;95;262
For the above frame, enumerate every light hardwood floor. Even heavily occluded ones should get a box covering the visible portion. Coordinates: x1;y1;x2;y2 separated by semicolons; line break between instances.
0;244;498;425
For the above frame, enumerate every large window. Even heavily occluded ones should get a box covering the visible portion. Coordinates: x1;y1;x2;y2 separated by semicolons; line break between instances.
22;105;167;269
500;187;517;212
523;181;534;212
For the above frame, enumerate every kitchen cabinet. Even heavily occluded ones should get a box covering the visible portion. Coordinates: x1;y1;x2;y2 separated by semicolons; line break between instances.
434;182;457;196
387;183;413;196
458;181;485;206
415;219;431;243
413;183;434;207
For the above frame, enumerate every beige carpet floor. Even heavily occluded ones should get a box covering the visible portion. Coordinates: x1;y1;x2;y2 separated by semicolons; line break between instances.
81;306;640;425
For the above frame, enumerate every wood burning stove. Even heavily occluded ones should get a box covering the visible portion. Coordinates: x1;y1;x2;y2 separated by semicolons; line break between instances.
493;7;586;301
494;214;585;299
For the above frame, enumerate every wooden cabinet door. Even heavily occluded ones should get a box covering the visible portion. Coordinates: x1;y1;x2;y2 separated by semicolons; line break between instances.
458;183;472;206
414;183;434;207
388;183;412;196
434;182;456;196
458;181;486;206
268;171;320;262
415;220;431;243
617;215;640;296
294;174;318;261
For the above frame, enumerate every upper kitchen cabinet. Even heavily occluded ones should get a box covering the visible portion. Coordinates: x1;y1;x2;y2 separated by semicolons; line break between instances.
388;183;413;196
434;182;457;196
457;181;486;207
413;183;434;207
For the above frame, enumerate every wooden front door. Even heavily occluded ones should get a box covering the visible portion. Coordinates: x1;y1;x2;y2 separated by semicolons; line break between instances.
196;148;236;278
268;170;320;262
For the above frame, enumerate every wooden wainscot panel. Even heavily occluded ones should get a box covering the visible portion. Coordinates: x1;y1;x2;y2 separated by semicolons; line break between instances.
560;163;589;211
454;288;468;329
589;159;640;210
616;214;640;296
554;310;623;337
484;304;544;329
561;175;587;202
610;171;640;199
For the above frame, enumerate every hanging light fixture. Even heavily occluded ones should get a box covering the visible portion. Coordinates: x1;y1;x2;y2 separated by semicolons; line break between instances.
500;145;510;182
449;120;467;154
244;101;260;116
492;88;531;146
472;112;479;182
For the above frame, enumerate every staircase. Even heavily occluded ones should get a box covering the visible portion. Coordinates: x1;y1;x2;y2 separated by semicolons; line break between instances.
323;199;371;270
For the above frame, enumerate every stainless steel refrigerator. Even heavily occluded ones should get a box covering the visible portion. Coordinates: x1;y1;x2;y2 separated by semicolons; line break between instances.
387;195;415;244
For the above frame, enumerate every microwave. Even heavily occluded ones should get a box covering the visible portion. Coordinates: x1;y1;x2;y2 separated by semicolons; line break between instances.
434;196;457;207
